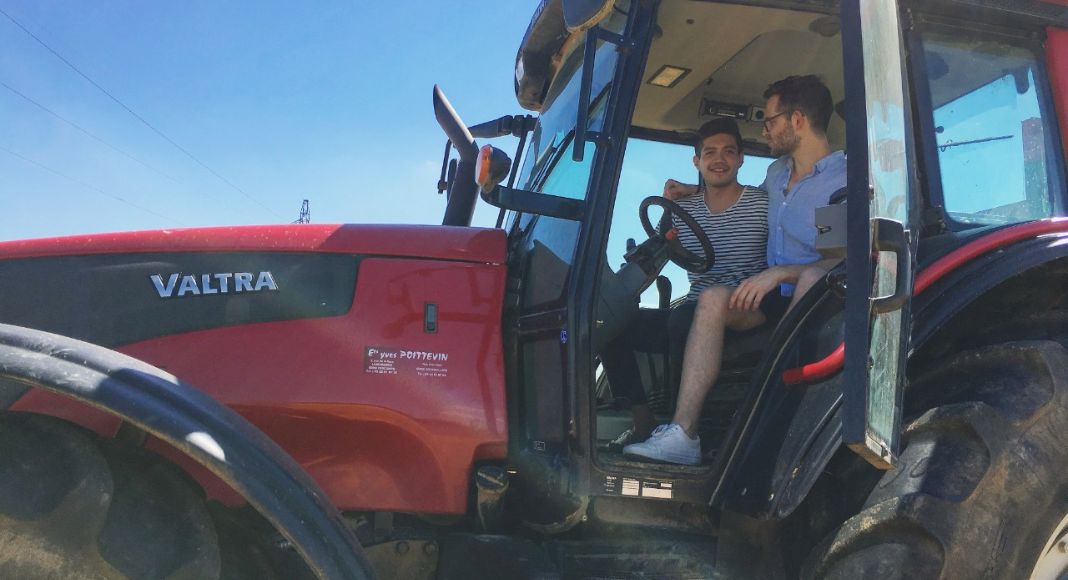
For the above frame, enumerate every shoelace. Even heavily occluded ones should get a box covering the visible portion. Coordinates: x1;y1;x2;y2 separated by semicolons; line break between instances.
649;424;675;439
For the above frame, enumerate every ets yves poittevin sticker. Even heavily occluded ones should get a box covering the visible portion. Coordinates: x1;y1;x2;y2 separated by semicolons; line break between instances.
364;346;449;378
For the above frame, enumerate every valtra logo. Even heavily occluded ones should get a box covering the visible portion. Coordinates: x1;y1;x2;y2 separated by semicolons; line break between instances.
149;271;279;298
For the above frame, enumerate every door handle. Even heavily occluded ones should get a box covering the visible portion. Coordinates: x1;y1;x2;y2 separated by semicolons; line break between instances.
871;217;911;314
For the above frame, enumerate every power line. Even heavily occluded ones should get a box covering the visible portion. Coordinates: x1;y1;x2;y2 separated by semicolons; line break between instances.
0;144;178;223
0;6;282;219
1;80;181;184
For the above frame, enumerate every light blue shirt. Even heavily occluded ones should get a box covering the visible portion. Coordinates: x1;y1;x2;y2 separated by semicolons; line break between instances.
761;150;846;295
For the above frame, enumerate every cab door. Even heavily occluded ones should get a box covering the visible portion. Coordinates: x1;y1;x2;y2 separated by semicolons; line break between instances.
840;0;919;469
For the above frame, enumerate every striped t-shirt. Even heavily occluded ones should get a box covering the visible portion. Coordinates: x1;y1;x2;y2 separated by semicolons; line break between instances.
671;186;768;302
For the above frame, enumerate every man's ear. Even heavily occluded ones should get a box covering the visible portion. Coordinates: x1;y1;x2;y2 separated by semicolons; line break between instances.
693;154;700;169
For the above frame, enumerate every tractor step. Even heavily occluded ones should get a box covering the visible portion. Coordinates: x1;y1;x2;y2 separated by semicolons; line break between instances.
436;533;719;580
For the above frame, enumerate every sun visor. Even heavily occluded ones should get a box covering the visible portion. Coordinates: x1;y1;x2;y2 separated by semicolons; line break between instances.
515;0;567;111
563;0;614;32
514;0;614;111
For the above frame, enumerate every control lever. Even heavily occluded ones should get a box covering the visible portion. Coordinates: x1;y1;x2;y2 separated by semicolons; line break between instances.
655;276;672;310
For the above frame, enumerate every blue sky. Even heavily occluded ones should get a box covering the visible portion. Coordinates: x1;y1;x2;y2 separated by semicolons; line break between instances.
1;1;535;240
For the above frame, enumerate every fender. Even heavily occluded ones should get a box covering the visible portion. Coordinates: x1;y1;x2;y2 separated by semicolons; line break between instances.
0;323;374;580
718;219;1068;520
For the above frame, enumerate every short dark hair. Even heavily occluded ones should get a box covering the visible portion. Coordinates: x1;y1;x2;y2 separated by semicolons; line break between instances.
763;75;833;134
693;117;743;155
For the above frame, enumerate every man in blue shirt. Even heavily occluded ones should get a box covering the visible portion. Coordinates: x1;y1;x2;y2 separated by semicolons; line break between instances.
624;75;845;465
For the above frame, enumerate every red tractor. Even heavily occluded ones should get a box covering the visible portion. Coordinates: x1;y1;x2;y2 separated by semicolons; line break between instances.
3;0;1068;578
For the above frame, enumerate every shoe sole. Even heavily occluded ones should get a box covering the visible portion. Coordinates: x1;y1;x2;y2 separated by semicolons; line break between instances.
621;450;700;466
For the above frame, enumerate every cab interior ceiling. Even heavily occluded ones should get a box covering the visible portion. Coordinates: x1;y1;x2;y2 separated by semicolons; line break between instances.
633;2;846;152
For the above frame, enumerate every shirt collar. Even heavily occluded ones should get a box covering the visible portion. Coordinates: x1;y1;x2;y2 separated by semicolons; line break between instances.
813;150;847;175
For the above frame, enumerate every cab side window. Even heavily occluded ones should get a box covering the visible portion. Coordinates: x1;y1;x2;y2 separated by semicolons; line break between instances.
920;27;1062;227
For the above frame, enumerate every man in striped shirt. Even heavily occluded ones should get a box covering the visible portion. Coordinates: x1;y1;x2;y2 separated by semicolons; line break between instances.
602;117;767;449
624;75;845;465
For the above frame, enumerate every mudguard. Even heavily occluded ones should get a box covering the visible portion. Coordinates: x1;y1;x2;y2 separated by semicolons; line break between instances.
0;323;375;580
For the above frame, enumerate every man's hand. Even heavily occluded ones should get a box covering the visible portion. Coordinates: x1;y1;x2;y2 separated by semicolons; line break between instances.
663;179;699;201
730;268;786;311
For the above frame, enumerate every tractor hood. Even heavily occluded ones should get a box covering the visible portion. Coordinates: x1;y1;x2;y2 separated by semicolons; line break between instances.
0;224;507;264
0;223;510;515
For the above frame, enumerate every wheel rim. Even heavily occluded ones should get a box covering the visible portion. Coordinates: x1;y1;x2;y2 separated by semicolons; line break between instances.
1031;513;1068;580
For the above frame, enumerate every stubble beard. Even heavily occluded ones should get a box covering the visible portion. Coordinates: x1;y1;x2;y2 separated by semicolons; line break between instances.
769;126;801;158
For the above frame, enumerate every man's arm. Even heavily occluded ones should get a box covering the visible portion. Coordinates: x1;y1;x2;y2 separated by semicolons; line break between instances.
663;179;700;200
792;258;841;303
729;258;840;311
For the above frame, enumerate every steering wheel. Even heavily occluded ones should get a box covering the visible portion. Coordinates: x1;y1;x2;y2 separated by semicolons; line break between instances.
638;196;715;273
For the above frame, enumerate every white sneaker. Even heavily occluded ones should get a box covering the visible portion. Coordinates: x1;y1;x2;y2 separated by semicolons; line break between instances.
622;423;701;465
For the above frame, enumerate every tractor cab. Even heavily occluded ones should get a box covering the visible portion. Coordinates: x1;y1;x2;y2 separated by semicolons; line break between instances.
437;0;1066;538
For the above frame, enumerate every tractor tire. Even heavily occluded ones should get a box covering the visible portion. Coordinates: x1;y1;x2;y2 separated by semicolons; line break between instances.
0;412;221;579
803;340;1068;579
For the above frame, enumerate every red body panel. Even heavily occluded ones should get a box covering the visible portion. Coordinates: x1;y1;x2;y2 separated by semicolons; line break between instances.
8;225;509;515
0;223;506;264
1046;27;1068;160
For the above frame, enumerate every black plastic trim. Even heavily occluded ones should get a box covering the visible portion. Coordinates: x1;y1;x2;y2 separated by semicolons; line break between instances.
0;252;359;347
578;0;660;493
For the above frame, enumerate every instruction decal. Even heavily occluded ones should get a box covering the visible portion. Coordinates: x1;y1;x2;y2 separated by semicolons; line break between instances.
364;346;450;378
603;476;674;499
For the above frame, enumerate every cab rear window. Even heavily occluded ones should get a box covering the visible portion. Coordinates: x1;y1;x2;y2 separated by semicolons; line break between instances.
919;27;1062;227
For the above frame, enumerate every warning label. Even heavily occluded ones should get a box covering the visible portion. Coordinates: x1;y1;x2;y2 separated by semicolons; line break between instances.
364;347;450;378
602;476;674;499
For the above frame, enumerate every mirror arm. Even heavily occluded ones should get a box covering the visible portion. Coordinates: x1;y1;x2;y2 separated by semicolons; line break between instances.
495;126;533;228
437;140;453;194
483;186;585;222
469;114;536;140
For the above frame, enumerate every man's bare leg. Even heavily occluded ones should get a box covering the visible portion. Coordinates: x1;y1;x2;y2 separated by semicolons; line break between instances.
673;286;765;437
623;286;766;464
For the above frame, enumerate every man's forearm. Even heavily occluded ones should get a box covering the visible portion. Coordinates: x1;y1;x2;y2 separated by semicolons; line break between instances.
769;264;807;286
772;258;841;285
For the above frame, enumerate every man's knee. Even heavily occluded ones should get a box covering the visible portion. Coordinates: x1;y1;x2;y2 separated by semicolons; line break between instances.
695;286;731;316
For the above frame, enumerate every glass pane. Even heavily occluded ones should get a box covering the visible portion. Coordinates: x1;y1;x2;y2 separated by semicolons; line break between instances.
540;141;597;199
924;31;1057;226
860;0;911;458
